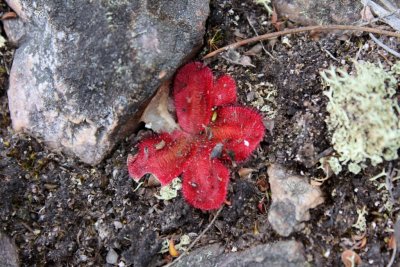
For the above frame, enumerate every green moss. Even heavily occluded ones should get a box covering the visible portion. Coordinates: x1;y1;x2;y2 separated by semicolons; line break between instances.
321;61;400;174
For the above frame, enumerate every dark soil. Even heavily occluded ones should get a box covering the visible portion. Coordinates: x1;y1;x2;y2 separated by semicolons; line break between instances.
1;1;399;266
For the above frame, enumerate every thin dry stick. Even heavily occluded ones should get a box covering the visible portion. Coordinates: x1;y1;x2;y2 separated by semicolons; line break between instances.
246;15;274;58
389;218;400;267
164;206;224;267
385;162;396;203
369;33;400;58
203;25;400;59
387;237;397;267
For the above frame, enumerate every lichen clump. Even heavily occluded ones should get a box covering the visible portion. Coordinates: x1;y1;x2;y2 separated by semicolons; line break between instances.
321;61;400;174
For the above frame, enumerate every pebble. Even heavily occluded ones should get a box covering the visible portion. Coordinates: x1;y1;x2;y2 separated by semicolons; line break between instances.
113;221;123;229
106;248;118;265
267;164;324;236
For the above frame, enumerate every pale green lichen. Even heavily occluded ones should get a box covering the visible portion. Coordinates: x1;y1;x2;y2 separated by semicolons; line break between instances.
155;178;182;200
321;61;400;174
254;0;273;15
327;157;342;175
352;206;368;232
159;234;191;254
348;163;362;175
175;235;191;250
369;168;400;213
250;82;278;119
0;36;6;48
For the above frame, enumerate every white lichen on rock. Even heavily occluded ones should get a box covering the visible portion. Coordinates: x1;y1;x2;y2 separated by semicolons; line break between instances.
321;61;400;174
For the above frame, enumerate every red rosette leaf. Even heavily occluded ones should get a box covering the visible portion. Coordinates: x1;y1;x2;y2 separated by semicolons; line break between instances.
211;74;237;106
173;62;213;134
211;106;265;162
182;145;230;210
127;131;192;185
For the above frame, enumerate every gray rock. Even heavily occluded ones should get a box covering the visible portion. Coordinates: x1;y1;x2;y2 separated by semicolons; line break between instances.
274;0;363;25
268;200;301;237
4;0;209;165
267;164;324;236
361;0;400;32
175;240;307;267
0;232;19;267
175;244;225;267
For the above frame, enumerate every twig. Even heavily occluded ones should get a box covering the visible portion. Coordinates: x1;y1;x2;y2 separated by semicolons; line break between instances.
246;16;275;58
390;218;400;267
385;163;396;203
310;147;334;167
322;47;339;62
164;206;224;267
203;25;400;59
20;221;35;233
387;233;397;267
369;33;400;58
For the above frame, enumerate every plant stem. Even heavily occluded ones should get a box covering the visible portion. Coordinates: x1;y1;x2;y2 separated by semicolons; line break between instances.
203;25;400;59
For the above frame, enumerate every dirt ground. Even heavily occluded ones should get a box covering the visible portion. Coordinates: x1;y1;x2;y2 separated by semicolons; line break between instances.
1;0;400;266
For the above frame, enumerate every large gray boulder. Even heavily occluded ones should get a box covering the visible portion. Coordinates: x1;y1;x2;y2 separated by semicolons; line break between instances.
4;0;209;165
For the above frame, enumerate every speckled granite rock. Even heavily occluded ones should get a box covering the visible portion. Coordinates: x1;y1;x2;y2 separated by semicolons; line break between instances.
175;240;307;267
4;0;209;165
273;0;363;25
0;232;19;267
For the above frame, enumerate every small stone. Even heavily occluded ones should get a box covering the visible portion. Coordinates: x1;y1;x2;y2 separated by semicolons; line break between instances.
94;219;110;240
79;254;88;262
267;164;324;236
113;221;123;230
106;248;119;265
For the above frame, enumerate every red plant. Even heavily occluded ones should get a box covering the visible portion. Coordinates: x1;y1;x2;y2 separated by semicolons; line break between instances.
127;62;265;210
